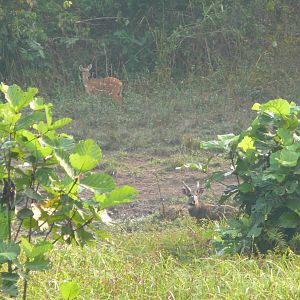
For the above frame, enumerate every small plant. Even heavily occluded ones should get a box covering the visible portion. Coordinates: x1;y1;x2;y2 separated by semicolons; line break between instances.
0;83;137;299
200;99;300;254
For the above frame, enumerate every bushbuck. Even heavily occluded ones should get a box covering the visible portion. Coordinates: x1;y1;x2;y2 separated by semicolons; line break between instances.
182;182;237;220
79;64;123;107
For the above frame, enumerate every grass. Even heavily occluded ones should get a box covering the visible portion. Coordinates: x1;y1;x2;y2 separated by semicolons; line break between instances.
46;60;300;155
49;74;257;153
15;55;300;299
25;218;300;300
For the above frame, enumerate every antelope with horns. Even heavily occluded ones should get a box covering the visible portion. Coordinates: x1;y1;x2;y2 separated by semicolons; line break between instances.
79;64;124;107
182;182;237;221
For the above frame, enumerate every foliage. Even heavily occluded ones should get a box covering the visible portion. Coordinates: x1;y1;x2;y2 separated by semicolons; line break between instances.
0;83;137;298
26;220;300;299
201;99;300;254
2;0;300;84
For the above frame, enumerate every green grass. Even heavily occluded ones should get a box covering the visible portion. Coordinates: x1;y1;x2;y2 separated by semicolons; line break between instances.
49;75;257;153
46;62;300;155
21;57;300;300
25;219;300;300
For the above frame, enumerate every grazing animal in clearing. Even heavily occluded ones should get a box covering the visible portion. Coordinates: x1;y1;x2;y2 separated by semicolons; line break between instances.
79;64;124;107
182;182;237;220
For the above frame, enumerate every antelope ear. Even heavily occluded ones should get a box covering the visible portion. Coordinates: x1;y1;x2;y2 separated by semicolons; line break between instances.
79;65;83;71
196;182;205;195
182;181;192;196
88;64;92;70
182;187;190;196
198;187;205;194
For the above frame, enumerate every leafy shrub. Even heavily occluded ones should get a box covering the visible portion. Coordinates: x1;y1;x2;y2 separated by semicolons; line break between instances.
0;83;137;298
201;99;300;254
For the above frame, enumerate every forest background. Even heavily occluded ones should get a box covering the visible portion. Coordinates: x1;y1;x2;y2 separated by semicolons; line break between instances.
2;0;299;151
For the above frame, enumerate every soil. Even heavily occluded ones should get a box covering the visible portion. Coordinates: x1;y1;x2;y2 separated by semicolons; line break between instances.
103;153;235;221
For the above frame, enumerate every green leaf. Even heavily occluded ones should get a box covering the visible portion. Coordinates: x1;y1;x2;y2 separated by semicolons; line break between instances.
3;84;38;111
279;210;299;228
17;208;34;220
59;282;80;300
30;97;46;110
80;173;116;193
35;167;57;185
1;272;19;297
31;241;53;257
0;241;20;263
50;118;72;130
277;128;293;146
15;111;44;130
23;188;44;202
252;103;261;111
20;238;33;257
277;149;300;167
45;105;53;125
42;132;74;151
239;182;253;193
70;140;102;172
54;149;74;178
260;99;291;116
201;134;236;151
0;212;9;239
286;197;300;215
237;136;256;152
95;186;138;209
25;256;51;271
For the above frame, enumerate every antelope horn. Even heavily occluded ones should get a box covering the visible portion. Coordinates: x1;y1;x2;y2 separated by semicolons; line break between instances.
182;181;193;195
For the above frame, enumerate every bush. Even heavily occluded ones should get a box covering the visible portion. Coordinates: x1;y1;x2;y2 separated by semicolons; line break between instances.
201;99;300;254
0;83;137;298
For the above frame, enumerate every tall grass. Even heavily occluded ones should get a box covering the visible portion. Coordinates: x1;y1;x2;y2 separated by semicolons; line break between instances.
43;59;300;154
26;219;300;299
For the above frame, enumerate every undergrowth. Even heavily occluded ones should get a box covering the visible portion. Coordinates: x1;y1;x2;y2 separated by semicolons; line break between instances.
26;218;300;299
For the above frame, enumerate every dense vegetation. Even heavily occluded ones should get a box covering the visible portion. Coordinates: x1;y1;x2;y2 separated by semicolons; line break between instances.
2;1;300;298
2;0;300;94
201;99;300;254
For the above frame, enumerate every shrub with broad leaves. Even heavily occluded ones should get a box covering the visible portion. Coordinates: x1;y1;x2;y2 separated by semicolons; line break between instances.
201;99;300;254
0;83;137;298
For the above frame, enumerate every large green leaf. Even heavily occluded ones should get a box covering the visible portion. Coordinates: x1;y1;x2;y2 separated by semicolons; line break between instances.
59;282;80;300
54;149;74;178
49;118;72;130
0;241;20;263
17;208;34;220
2;84;38;111
277;128;293;146
15;111;44;130
95;186;138;209
276;149;300;167
201;134;237;151
31;241;53;258
42;133;74;151
16;129;52;159
278;210;299;228
25;256;51;271
69;139;102;172
286;197;300;215
256;99;291;116
80;173;116;192
0;272;19;297
237;136;256;152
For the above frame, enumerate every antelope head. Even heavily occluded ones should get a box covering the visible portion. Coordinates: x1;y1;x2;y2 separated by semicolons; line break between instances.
182;181;205;209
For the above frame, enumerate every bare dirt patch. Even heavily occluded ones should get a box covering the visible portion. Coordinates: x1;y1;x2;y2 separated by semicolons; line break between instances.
103;153;236;220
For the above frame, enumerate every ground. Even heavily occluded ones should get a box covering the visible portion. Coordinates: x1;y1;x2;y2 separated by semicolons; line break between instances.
102;152;235;220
